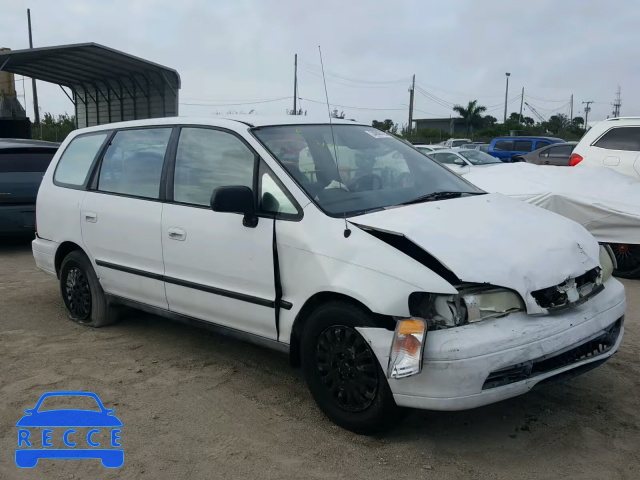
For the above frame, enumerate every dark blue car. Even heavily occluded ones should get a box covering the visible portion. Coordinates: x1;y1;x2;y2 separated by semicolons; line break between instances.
0;139;58;237
488;136;566;162
15;391;123;468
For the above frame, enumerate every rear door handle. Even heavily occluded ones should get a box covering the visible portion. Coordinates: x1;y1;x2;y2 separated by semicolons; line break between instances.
84;212;97;223
168;227;186;241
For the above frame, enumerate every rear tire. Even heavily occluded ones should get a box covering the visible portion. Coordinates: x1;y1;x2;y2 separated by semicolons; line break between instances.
300;300;402;434
59;250;119;327
611;243;640;279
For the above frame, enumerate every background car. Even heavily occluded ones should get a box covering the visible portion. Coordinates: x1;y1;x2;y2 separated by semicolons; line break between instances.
515;142;578;166
428;148;503;175
441;138;472;148
462;143;490;153
488;136;566;162
414;144;448;154
1;139;59;237
570;117;640;179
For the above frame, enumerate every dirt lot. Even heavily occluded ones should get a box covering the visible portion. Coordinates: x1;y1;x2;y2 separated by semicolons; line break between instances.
1;239;639;479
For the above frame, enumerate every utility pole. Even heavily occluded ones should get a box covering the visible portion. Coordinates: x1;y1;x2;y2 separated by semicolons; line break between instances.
27;8;40;125
407;74;415;136
292;54;297;115
570;94;574;122
518;87;524;124
612;85;621;118
503;72;511;123
583;101;594;129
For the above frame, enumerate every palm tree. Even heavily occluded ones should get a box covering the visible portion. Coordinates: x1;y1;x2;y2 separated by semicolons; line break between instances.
452;100;487;134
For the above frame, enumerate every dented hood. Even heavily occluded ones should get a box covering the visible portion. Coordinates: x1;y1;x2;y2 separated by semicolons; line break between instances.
351;193;600;314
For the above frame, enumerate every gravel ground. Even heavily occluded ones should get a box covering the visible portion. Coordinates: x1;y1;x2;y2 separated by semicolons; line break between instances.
1;239;639;479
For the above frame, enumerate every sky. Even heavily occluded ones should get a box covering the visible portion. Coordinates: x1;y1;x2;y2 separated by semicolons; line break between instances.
2;0;639;128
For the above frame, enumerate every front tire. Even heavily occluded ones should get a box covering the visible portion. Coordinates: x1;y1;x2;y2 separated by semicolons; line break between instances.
59;251;119;327
300;301;401;434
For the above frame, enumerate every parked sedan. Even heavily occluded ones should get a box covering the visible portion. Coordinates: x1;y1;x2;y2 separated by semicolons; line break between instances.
428;148;503;175
515;142;578;166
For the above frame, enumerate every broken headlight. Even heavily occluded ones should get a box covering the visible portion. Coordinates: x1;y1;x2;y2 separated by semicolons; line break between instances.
409;285;525;330
599;244;616;282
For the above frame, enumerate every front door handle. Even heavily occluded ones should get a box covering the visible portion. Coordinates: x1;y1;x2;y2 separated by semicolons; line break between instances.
84;212;97;223
168;227;186;241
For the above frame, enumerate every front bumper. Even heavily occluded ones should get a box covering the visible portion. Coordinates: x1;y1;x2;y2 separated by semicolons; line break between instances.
358;277;626;411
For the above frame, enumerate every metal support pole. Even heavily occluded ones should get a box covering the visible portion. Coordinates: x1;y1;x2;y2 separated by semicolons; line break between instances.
293;54;297;115
408;74;415;136
27;8;40;124
519;87;524;124
503;72;511;123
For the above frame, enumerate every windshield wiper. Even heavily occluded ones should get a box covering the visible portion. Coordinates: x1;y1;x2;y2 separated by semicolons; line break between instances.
400;191;485;206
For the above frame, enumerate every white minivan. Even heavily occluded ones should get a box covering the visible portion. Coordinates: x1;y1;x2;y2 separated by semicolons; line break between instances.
33;116;625;433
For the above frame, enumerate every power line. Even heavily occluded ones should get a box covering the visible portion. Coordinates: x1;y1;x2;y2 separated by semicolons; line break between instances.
300;97;405;111
180;96;292;107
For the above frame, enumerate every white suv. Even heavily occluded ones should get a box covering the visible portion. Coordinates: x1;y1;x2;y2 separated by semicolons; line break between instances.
571;117;640;178
33;116;625;433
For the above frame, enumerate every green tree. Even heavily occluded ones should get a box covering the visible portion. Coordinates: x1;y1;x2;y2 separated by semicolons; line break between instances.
480;115;497;128
452;100;487;134
33;113;76;142
522;116;535;127
372;119;398;134
572;116;585;127
542;114;570;134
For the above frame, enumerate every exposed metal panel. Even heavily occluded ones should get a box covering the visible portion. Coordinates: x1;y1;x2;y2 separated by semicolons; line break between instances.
0;43;180;128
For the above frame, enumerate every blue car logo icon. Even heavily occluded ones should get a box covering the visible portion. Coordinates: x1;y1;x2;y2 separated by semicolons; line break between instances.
16;391;123;468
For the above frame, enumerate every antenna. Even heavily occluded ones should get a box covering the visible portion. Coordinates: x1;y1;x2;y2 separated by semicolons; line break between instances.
318;46;351;238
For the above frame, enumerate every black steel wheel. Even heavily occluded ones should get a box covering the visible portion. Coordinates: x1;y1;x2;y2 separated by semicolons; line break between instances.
301;301;401;434
64;267;92;320
611;243;640;279
59;250;120;327
315;325;379;412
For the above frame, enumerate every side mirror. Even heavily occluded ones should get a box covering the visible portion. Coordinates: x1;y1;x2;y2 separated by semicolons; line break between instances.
210;186;258;228
453;158;465;166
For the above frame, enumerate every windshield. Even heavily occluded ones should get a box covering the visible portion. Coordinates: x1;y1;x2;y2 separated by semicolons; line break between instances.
253;125;482;216
459;150;503;165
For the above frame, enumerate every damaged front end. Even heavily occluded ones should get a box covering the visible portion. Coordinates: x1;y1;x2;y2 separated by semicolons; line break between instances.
408;284;525;331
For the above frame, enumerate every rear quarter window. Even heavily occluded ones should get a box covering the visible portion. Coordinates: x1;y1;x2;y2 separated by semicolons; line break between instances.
593;127;640;151
54;133;110;187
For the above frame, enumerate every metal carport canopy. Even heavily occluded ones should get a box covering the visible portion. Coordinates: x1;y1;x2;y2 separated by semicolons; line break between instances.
0;43;181;128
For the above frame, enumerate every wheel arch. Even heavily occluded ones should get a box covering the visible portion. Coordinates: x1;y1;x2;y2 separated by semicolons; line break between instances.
54;241;87;278
288;291;395;367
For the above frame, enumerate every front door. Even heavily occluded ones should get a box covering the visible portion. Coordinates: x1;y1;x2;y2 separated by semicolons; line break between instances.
161;126;278;339
81;127;173;309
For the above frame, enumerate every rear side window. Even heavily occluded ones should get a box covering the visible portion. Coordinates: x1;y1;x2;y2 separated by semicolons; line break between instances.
548;145;574;157
0;150;56;172
54;134;108;186
535;141;551;150
173;127;255;206
593;127;640;151
98;128;171;199
493;140;513;151
513;140;533;152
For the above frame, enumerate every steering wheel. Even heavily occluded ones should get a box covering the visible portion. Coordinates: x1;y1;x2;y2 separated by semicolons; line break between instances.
347;173;382;192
